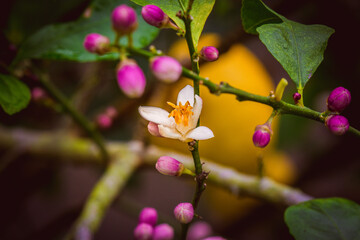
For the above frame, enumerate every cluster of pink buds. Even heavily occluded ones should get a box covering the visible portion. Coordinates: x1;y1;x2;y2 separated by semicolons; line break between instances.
134;207;174;240
325;87;351;135
96;106;118;129
252;123;273;148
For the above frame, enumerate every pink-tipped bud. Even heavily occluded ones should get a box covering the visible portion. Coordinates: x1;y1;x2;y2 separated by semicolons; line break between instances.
141;5;169;28
148;122;162;137
150;56;182;83
31;87;47;101
325;115;349;135
156;156;184;176
83;33;110;55
134;223;153;240
200;46;219;62
188;221;213;240
252;124;272;148
327;87;351;112
105;106;118;118
153;223;174;240
111;5;138;35
96;114;113;129
139;207;158;227
174;202;194;224
293;92;301;104
117;59;146;98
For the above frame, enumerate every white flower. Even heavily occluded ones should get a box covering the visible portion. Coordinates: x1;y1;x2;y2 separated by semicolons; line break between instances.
139;85;214;142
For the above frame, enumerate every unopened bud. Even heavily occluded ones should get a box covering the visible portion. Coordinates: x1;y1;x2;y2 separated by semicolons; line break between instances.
83;33;110;55
117;59;146;98
327;87;351;112
31;87;47;101
293;92;301;104
199;46;219;62
252;124;272;148
105;106;118;118
139;207;158;227
150;56;182;83
148;122;162;137
174;202;194;224
96;114;112;129
156;156;184;176
325;115;349;135
188;221;213;240
134;223;153;240
141;5;169;28
111;5;138;35
153;223;174;240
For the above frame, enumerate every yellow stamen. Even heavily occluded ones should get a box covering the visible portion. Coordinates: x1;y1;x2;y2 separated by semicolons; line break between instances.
167;101;194;126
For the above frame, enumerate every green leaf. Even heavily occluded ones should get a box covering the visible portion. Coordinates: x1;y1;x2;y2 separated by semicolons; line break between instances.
241;0;282;34
13;0;159;63
0;74;31;115
131;0;215;48
285;198;360;240
241;0;334;89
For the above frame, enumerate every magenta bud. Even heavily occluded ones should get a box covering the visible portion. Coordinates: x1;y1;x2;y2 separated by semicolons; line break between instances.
96;114;112;129
200;46;219;62
252;124;272;148
174;202;194;224
83;33;110;55
111;5;138;35
153;223;174;240
293;92;301;104
156;156;184;176
187;221;213;240
141;5;169;28
148;122;162;137
31;87;47;101
139;207;158;227
117;59;146;98
327;87;351;112
150;56;182;83
325;115;349;135
134;223;153;240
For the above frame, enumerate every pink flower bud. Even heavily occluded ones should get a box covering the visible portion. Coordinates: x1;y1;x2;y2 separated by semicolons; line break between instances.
153;223;174;240
111;5;138;35
200;46;219;62
141;5;169;28
150;56;182;83
134;223;153;240
187;221;213;240
325;115;349;135
156;156;184;176
83;33;110;55
174;202;194;224
327;87;351;112
148;122;162;137
117;59;146;98
31;87;47;101
293;92;301;104
105;106;118;118
96;114;112;129
252;124;272;148
139;207;158;227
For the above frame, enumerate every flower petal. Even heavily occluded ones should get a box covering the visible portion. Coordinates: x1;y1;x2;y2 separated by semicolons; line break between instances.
138;106;174;127
158;125;183;140
185;126;214;140
177;85;194;106
189;95;202;129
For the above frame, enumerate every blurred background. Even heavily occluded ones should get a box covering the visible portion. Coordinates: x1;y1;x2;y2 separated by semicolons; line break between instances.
0;0;359;239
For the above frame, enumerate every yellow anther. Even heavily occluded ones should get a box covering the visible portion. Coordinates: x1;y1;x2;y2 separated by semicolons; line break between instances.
167;101;194;126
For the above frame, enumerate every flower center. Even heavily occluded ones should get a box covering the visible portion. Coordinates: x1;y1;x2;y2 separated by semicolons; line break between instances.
167;101;194;126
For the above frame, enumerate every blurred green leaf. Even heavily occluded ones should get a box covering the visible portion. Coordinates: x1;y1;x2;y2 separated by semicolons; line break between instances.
13;0;159;63
0;74;31;115
285;198;360;240
131;0;215;48
241;0;334;89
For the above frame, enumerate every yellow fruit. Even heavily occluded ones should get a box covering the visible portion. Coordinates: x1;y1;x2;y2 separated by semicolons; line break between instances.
147;34;297;225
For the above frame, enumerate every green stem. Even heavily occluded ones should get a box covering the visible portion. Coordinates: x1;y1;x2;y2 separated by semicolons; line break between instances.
38;72;110;163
